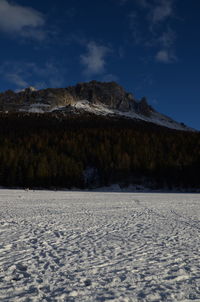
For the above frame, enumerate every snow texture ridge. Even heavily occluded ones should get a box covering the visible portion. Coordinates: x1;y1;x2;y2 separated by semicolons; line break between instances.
0;190;200;301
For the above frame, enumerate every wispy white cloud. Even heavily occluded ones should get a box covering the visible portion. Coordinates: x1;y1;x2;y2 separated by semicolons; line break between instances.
136;0;174;23
155;27;177;63
80;42;111;76
127;0;177;63
0;61;66;89
158;27;176;48
6;72;29;88
0;0;45;40
150;0;174;24
155;49;176;63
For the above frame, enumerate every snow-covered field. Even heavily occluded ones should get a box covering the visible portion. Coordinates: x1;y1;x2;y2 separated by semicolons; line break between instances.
0;190;200;302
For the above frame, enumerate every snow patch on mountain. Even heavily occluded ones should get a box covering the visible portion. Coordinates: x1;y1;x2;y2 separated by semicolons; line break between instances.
118;110;191;131
50;100;192;131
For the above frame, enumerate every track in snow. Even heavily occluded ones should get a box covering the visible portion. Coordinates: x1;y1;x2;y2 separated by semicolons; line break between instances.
0;190;200;301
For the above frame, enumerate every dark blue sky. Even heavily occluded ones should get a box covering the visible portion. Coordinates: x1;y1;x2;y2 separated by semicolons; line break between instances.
0;0;200;129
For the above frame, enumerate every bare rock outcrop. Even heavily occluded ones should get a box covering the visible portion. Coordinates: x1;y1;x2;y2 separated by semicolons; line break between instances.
0;81;153;116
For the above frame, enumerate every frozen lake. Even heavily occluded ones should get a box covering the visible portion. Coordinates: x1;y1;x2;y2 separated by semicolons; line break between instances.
0;190;200;301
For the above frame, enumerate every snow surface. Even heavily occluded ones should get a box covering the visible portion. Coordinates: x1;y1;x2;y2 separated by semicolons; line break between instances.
0;190;200;301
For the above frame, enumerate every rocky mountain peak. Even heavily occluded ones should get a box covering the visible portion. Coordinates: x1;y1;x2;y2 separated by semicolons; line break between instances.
0;81;192;131
137;97;154;117
67;80;137;112
21;86;37;94
0;80;153;116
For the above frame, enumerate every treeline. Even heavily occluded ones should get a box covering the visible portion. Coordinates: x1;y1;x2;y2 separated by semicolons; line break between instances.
0;112;200;189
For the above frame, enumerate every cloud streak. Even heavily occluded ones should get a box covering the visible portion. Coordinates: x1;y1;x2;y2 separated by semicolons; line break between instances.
127;0;177;63
80;42;111;76
155;49;176;63
0;0;45;40
149;0;174;24
0;61;66;90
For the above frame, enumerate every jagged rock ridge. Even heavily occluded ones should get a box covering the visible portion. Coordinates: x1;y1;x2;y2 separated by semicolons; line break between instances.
0;81;191;131
0;81;152;115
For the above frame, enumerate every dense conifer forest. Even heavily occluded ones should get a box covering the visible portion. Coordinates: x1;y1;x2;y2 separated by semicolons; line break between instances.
0;113;199;190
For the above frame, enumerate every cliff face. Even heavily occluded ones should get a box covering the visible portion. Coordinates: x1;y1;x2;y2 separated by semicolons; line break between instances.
0;81;153;116
67;81;137;111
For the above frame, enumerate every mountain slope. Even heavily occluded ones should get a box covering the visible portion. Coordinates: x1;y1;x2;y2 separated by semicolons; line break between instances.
0;112;200;190
0;81;193;131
